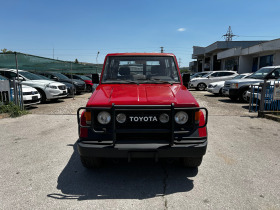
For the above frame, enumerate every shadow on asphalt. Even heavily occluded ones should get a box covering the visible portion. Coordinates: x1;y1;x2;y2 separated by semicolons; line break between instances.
47;142;197;200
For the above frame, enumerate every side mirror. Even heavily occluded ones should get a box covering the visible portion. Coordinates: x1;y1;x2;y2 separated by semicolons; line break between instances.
53;76;58;81
182;73;190;87
18;76;24;81
92;73;99;84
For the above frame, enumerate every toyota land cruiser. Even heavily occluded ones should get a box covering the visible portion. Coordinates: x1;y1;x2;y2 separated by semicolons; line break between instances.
77;53;208;168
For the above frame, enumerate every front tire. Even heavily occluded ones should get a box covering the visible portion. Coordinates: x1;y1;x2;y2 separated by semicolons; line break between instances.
196;83;206;91
182;157;203;168
36;89;46;103
80;156;102;169
239;89;249;102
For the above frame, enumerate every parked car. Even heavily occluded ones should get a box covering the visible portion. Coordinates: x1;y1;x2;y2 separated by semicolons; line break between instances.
223;66;280;102
77;53;208;169
65;74;93;92
207;73;252;95
0;69;67;103
189;70;238;91
190;72;209;80
245;78;280;102
0;74;41;105
36;72;79;95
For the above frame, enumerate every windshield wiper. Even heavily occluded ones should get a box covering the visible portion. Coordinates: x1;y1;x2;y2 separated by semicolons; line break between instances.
104;80;139;84
136;78;173;85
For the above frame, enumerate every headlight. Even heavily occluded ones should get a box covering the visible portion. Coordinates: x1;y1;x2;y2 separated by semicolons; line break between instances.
230;83;238;89
46;84;57;89
213;85;217;88
174;111;188;124
159;113;169;123
116;113;126;123
73;82;78;85
97;111;111;124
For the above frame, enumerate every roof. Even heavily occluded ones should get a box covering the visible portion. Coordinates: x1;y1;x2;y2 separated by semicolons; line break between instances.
106;53;176;57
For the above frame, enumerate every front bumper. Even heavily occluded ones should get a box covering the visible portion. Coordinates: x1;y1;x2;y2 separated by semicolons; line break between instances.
78;138;207;158
229;88;239;97
222;88;229;96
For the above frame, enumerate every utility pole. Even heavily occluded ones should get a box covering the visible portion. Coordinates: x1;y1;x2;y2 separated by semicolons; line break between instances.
96;51;100;73
160;46;164;53
53;48;54;59
223;26;236;41
179;58;182;67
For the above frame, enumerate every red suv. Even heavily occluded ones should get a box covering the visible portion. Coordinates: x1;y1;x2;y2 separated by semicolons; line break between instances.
77;53;208;168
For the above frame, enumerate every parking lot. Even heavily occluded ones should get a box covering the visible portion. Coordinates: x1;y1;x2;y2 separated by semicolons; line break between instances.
0;90;279;209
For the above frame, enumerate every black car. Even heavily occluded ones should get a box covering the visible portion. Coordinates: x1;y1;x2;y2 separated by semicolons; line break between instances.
38;72;86;94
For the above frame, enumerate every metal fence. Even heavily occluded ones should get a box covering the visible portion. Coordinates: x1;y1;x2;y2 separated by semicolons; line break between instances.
0;80;10;104
0;79;23;109
249;80;280;112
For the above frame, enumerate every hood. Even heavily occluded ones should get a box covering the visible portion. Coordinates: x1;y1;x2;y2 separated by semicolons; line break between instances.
58;78;84;85
22;80;65;86
209;81;225;86
225;78;264;85
21;85;37;91
87;84;199;107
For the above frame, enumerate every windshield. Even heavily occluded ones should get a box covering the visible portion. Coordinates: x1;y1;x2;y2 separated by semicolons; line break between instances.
102;56;180;84
201;73;212;78
248;67;274;79
232;74;248;79
53;73;70;80
36;74;51;80
0;75;7;80
79;75;91;80
20;71;45;80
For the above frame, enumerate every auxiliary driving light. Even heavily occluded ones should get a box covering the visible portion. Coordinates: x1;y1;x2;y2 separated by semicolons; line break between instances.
116;113;126;123
159;113;169;123
97;111;111;125
174;111;188;124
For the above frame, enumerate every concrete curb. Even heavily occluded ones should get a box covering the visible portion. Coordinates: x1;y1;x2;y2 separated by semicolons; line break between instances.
258;111;280;122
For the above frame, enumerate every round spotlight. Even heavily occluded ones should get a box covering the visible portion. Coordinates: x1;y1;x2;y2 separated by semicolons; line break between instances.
97;111;111;125
174;111;188;124
159;113;169;123
116;113;126;123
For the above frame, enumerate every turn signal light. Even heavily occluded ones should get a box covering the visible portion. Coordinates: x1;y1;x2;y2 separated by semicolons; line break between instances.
195;111;201;124
84;111;91;125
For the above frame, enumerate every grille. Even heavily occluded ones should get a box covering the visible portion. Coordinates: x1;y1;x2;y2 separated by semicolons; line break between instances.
115;110;171;130
224;82;231;88
58;85;66;90
22;91;38;95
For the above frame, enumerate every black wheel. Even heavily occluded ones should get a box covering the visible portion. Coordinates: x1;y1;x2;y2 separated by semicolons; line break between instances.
182;157;203;168
196;83;206;91
86;85;92;92
239;89;248;102
80;156;102;169
219;88;223;95
36;89;46;103
229;96;238;101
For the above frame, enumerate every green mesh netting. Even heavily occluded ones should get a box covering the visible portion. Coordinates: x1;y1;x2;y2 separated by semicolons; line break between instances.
0;52;103;74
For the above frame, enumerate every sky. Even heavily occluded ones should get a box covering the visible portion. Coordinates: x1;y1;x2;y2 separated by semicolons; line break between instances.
1;0;280;67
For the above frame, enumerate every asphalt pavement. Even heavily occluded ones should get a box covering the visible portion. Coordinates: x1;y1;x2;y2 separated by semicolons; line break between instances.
0;91;279;209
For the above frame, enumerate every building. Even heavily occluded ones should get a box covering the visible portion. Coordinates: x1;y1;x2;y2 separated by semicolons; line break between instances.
217;38;280;73
191;41;265;72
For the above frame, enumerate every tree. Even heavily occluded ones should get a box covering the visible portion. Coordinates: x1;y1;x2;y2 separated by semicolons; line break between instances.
74;58;79;63
1;48;13;53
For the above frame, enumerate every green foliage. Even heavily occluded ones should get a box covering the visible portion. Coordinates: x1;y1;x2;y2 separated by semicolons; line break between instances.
180;67;190;74
1;48;13;53
74;58;79;63
0;102;29;117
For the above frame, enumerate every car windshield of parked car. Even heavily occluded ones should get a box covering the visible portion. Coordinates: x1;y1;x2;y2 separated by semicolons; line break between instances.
53;73;70;80
201;73;211;78
102;56;180;84
232;74;247;79
79;75;91;80
0;75;7;80
248;67;274;79
20;71;45;80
